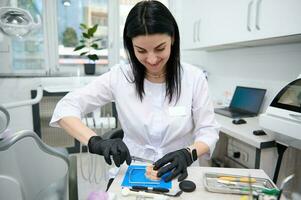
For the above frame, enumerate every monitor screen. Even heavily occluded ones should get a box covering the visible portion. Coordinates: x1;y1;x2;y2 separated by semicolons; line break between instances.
271;78;301;113
230;86;266;114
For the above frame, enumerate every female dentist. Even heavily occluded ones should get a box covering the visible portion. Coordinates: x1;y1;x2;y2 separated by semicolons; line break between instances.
50;0;219;182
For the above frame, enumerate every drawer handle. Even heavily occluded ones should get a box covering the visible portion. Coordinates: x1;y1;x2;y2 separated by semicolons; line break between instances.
247;0;254;32
255;0;262;30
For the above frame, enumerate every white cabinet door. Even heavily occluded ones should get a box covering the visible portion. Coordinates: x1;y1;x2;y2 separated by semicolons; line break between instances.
203;0;301;47
179;0;196;49
171;0;301;49
175;0;257;49
170;0;207;50
255;0;301;39
203;0;255;47
192;1;208;49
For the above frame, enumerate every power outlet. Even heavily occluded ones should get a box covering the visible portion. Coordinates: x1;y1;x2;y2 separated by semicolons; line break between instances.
227;138;254;168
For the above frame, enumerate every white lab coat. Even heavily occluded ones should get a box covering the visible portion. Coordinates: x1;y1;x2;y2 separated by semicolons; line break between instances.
50;63;220;161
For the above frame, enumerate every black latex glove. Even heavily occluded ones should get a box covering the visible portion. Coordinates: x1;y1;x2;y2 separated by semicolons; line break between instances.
153;149;193;182
88;136;132;167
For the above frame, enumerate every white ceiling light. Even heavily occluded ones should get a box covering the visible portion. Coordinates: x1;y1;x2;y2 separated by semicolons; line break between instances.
63;0;71;7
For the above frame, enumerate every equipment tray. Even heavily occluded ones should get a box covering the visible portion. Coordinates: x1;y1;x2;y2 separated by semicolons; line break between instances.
203;172;278;195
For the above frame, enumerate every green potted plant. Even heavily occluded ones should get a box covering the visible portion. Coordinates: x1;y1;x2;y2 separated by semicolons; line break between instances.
74;23;100;75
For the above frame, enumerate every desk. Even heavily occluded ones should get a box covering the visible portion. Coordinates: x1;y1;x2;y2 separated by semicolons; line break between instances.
109;166;273;200
215;114;277;179
215;115;275;149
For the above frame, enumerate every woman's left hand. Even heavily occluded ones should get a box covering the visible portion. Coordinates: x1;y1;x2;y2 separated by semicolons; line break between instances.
153;148;193;182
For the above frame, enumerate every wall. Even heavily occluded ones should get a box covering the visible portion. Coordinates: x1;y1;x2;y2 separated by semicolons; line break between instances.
181;42;301;191
182;42;301;110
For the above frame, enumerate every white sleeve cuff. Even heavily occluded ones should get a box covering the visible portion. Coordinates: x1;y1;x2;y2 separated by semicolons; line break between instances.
194;128;220;159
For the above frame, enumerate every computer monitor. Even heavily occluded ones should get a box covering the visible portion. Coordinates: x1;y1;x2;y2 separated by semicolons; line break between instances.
230;86;266;114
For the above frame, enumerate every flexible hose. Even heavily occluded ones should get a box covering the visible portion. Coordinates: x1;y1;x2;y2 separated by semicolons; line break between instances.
80;111;115;184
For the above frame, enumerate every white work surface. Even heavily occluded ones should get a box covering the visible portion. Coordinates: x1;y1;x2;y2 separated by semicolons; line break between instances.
215;114;275;148
108;166;272;200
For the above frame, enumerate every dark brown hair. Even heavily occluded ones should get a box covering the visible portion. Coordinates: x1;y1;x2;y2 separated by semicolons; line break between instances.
123;0;181;103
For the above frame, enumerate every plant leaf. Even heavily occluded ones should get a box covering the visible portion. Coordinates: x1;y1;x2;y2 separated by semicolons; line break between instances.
92;38;102;42
79;39;85;43
87;54;99;61
83;32;90;39
80;51;88;56
91;43;98;49
74;45;85;51
80;23;87;29
88;24;98;37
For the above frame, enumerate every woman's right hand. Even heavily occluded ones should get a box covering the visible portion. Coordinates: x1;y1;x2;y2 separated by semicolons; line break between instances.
88;136;132;167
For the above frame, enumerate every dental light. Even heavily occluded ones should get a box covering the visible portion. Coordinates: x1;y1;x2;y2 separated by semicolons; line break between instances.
0;7;41;38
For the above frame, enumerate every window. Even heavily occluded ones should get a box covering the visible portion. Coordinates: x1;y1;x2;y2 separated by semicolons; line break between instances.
57;0;109;73
0;0;45;75
0;0;169;76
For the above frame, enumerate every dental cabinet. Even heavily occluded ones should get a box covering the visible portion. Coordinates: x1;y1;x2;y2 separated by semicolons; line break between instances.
169;0;301;50
214;114;277;180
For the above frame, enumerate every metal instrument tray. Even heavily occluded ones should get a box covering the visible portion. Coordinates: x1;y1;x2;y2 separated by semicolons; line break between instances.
203;172;277;195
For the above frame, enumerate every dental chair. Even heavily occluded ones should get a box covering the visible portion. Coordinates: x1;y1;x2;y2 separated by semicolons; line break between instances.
0;106;78;200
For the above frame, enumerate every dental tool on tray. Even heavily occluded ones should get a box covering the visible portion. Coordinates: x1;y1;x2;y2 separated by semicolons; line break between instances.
204;172;279;196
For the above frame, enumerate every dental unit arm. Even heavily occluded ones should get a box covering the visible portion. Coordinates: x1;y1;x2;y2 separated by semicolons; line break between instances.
0;85;43;139
2;85;43;109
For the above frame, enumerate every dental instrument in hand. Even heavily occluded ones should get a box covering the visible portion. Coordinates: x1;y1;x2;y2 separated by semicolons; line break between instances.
131;156;154;164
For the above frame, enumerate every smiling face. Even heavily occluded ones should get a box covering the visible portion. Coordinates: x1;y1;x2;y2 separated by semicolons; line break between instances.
132;34;172;81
